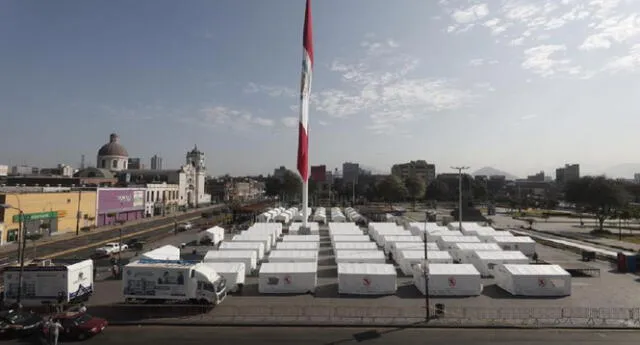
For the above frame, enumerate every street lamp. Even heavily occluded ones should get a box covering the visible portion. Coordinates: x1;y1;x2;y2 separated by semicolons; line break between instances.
451;166;470;231
1;204;25;305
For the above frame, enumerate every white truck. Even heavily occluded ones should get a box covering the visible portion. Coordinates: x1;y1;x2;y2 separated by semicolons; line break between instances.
122;259;227;305
95;242;128;256
2;259;94;307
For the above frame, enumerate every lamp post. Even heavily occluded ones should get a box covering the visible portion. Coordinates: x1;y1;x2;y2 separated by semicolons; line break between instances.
423;213;430;322
451;166;470;231
1;204;25;305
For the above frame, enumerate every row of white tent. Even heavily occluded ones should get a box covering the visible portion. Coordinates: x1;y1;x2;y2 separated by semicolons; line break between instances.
344;207;363;222
328;221;571;296
330;207;346;222
313;207;327;223
257;207;309;223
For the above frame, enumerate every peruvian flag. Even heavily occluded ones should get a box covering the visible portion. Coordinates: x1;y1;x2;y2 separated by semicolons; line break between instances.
297;0;313;182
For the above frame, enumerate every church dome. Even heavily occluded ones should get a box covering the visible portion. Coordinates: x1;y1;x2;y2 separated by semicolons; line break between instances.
98;133;129;157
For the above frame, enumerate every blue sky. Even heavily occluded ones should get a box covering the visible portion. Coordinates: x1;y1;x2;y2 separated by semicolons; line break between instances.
2;0;640;178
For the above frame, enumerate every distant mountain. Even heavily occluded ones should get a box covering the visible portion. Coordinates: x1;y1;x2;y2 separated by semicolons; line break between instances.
472;166;519;180
601;164;640;179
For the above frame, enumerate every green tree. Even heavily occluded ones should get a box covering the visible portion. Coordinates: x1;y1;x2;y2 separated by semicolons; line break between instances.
281;170;302;202
404;176;426;210
425;180;450;201
472;182;488;201
376;175;407;205
264;177;281;197
565;176;629;231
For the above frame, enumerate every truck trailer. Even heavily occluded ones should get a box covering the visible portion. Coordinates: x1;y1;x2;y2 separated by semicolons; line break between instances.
2;259;94;307
123;259;227;304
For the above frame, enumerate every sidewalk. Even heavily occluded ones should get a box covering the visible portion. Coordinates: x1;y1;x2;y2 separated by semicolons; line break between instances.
0;205;219;255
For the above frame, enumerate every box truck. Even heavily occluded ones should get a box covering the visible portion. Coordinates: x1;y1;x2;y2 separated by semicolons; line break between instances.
123;259;227;304
3;259;94;307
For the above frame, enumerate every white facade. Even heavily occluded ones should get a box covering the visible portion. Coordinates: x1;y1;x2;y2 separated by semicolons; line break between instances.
145;182;180;216
0;165;8;176
183;146;210;206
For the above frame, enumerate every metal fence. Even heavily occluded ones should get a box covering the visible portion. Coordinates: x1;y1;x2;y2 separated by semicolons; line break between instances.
122;304;640;328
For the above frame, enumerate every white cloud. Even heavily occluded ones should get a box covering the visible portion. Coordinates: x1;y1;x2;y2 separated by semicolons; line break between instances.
579;34;612;50
603;43;640;73
510;37;525;46
244;83;296;98
521;114;538;120
452;4;490;24
317;120;329;126
469;58;485;66
192;106;274;131
281;117;298;128
545;17;566;30
521;44;573;77
317;36;476;130
483;18;511;35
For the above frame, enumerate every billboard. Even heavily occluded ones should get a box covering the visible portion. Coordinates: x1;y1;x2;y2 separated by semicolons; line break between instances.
98;189;145;213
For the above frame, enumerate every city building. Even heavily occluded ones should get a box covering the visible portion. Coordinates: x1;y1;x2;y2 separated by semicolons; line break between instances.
230;179;265;201
391;160;436;185
39;164;74;177
206;178;233;203
0;188;97;244
145;182;179;217
527;171;545;182
310;165;327;182
0;165;7;177
151;155;163;170
120;145;210;208
10;165;38;176
556;164;580;184
74;168;118;186
634;173;640;184
273;166;287;182
342;162;359;184
96;187;145;226
97;133;129;172
128;158;143;170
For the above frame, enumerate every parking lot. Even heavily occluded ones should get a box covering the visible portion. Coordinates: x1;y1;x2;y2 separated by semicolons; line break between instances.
80;221;640;311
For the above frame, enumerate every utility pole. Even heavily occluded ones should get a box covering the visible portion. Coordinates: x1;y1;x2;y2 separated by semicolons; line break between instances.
423;214;430;322
17;210;25;304
451;166;469;231
75;188;82;236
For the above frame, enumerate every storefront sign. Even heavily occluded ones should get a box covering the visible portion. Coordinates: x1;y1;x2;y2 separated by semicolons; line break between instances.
12;211;59;222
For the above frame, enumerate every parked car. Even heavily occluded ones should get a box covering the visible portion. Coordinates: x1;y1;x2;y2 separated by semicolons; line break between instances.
95;242;128;256
125;238;146;251
47;312;108;341
0;309;43;337
177;222;193;232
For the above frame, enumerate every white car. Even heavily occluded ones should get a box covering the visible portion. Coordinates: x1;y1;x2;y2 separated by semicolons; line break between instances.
95;242;128;256
177;222;193;232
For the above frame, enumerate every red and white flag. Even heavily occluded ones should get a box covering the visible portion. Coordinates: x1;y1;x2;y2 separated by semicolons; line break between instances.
297;0;313;182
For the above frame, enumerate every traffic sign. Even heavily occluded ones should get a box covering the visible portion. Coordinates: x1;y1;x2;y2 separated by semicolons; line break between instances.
12;211;59;222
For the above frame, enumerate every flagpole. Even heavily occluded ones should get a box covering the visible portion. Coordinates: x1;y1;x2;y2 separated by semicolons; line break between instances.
298;0;313;229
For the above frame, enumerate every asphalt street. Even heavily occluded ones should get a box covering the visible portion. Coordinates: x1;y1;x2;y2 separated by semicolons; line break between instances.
6;326;638;345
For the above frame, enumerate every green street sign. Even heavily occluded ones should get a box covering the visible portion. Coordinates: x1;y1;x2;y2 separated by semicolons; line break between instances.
12;211;58;222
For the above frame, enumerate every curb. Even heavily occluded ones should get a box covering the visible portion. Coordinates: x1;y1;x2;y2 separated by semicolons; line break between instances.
106;321;637;330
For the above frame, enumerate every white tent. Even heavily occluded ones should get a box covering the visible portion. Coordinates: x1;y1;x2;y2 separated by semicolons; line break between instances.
390;242;439;259
436;235;481;250
469;251;529;277
203;250;257;275
413;263;482;296
258;262;317;294
232;234;272;253
338;263;397;295
203;262;245;292
328;228;363;236
407;222;448;236
198;226;225;246
268;250;318;263
450;242;502;263
313;207;327;223
219;241;265;261
282;235;320;243
494;264;571;296
331;235;371;243
141;245;180;261
489;236;536;256
276;242;319;251
381;235;422;255
397;250;453;275
335;250;386;264
289;222;320;235
333;242;379;251
425;230;463;243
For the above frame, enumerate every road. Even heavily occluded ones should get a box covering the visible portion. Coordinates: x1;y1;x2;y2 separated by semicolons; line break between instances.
7;326;638;345
1;206;223;265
